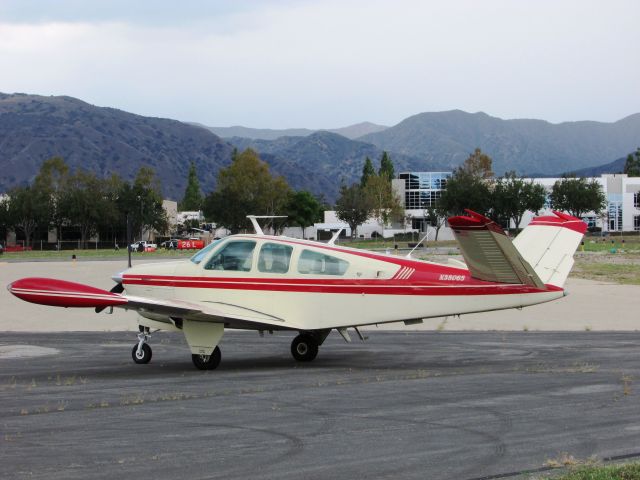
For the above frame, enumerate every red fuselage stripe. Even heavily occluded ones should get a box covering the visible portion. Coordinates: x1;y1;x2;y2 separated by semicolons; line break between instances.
123;276;559;296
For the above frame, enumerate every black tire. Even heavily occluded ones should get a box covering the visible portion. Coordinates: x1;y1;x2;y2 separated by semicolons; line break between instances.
131;343;152;364
291;334;319;362
192;346;221;370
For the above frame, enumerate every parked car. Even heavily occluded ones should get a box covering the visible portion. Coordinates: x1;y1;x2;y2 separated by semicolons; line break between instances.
129;241;157;252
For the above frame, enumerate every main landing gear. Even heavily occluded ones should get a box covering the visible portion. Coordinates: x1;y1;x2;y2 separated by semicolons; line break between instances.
290;330;330;362
132;327;152;364
192;347;221;370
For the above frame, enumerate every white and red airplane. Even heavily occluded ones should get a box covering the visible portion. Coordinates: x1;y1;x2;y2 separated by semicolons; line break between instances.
7;210;586;370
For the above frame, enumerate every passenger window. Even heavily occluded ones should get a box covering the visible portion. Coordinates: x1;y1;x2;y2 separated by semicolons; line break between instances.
258;243;293;274
297;250;349;275
204;241;256;271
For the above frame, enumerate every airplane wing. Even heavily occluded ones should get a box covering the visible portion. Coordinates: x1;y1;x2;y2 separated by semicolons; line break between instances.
447;210;546;289
8;277;291;331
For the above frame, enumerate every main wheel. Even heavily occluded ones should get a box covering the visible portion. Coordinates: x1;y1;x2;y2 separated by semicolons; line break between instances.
192;346;221;370
131;343;152;364
291;334;319;362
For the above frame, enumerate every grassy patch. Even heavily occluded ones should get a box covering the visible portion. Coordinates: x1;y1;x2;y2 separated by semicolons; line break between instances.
571;260;640;285
1;248;194;261
545;462;640;479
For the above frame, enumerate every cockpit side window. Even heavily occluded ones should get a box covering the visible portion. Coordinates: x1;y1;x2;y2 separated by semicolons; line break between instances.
204;241;256;271
297;249;349;275
190;239;221;264
258;243;293;274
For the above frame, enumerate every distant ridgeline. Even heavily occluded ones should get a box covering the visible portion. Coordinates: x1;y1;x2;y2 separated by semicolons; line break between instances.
1;93;639;202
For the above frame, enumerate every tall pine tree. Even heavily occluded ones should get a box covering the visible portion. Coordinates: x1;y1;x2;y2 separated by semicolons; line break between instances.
378;151;395;179
361;157;375;186
179;162;203;211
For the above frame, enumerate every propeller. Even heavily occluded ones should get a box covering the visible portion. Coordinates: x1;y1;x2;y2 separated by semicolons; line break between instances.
95;282;125;313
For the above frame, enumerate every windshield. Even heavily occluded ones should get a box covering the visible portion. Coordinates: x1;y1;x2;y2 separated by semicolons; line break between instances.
190;239;222;264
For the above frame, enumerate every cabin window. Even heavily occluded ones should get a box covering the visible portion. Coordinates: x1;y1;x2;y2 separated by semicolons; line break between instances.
258;243;293;273
190;239;222;264
204;241;256;271
297;250;349;275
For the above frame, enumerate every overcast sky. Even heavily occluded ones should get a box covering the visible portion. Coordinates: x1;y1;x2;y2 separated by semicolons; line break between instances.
0;0;638;128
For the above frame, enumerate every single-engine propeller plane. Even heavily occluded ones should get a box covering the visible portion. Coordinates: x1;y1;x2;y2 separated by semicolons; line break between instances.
8;211;586;370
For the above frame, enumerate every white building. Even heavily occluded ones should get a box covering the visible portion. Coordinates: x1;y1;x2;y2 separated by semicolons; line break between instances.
316;172;640;242
523;174;640;233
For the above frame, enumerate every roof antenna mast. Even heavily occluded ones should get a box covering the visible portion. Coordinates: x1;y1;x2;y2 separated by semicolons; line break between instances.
246;215;288;236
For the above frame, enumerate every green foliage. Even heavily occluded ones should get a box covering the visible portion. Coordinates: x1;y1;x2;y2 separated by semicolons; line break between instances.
203;149;290;233
361;157;375;186
492;171;547;229
461;148;494;179
179;162;204;211
438;169;492;217
363;174;403;228
424;204;448;240
32;156;69;232
549;462;640;480
335;183;373;238
624;148;640;177
0;195;8;242
59;170;108;248
378;151;395;179
6;185;49;248
286;190;323;237
550;177;606;218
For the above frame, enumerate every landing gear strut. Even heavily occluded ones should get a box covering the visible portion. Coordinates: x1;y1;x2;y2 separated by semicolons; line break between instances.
291;333;320;362
192;346;221;370
132;327;152;364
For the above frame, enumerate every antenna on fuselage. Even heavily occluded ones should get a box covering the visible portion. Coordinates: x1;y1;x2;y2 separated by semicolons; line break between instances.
405;228;431;258
327;227;344;246
246;215;288;236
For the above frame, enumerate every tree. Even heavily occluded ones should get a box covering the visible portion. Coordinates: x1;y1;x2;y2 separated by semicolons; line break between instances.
378;151;395;180
203;149;290;233
492;172;547;231
361;157;375;186
624;148;640;177
60;170;108;248
0;195;9;244
461;148;494;179
285;190;323;239
549;177;606;218
438;169;492;217
424;203;448;241
6;186;48;248
179;162;204;211
335;183;373;238
32;156;69;241
363;173;403;236
118;167;169;240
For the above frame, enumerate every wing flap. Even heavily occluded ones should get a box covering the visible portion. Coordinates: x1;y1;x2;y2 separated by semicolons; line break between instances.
448;210;546;289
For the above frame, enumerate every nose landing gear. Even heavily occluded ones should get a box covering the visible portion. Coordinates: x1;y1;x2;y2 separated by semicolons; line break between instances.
131;327;152;364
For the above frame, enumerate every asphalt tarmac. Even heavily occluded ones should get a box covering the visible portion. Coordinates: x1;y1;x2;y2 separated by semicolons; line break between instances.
1;331;640;480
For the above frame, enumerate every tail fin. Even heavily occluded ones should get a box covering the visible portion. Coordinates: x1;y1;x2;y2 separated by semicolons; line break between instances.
512;211;587;288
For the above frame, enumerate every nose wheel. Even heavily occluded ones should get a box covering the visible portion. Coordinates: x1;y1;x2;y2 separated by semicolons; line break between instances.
291;333;319;362
132;328;152;364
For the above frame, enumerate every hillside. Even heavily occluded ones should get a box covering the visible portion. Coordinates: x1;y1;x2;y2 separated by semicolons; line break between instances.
198;121;389;141
562;156;627;177
228;131;444;201
0;93;234;200
358;110;640;175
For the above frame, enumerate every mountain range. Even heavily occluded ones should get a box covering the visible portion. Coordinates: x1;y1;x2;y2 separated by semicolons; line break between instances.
0;92;638;204
194;121;388;141
358;110;640;175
